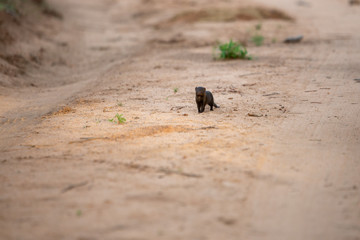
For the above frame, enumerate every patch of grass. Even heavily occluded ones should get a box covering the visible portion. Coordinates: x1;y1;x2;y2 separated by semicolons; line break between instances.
173;88;178;93
76;210;82;217
0;0;18;15
109;113;126;124
216;40;252;60
251;23;265;46
0;0;62;19
251;35;264;46
255;23;262;31
117;102;123;107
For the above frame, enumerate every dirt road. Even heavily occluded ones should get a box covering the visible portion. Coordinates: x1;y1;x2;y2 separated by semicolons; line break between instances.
1;0;359;239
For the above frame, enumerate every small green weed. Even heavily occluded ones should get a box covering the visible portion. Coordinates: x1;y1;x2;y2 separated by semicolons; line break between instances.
251;23;265;46
255;23;262;31
0;0;62;19
76;210;82;217
251;35;264;46
117;102;123;107
0;0;17;15
109;113;126;124
173;88;178;93
216;40;252;60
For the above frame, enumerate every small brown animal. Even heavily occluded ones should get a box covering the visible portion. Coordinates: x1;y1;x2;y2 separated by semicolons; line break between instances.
195;87;219;113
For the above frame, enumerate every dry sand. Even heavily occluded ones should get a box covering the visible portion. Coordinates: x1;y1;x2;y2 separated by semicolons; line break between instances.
0;0;359;239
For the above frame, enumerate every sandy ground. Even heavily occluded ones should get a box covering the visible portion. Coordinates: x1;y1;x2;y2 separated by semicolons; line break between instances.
0;0;360;239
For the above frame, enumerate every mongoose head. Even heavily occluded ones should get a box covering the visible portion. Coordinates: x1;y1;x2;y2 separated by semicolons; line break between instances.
195;87;206;102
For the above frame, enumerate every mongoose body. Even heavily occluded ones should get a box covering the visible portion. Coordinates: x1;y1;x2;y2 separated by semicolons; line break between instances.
195;87;219;113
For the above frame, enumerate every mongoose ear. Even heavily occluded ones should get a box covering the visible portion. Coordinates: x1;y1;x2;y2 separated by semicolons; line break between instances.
203;88;206;92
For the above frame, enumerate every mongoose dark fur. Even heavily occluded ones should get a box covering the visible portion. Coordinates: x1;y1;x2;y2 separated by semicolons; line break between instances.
195;87;219;113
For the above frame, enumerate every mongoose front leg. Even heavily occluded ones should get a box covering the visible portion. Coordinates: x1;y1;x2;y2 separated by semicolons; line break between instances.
197;102;201;113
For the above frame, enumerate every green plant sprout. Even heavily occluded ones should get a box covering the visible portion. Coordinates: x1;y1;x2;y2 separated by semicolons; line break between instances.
255;23;262;31
109;113;126;124
251;22;265;46
216;40;252;60
173;88;178;93
76;210;82;217
0;0;17;15
252;35;264;46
